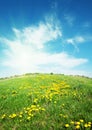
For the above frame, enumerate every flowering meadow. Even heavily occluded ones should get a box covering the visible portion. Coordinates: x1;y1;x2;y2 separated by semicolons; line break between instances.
0;74;92;130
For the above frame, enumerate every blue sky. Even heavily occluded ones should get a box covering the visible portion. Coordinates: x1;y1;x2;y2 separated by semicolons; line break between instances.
0;0;92;77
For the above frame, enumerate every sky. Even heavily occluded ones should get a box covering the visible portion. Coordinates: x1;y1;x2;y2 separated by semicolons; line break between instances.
0;0;92;77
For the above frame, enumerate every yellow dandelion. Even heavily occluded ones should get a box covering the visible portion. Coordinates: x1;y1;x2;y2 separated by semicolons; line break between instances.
28;112;33;116
70;121;74;124
20;112;23;114
27;116;31;120
63;115;68;118
26;107;30;111
88;124;91;127
84;123;88;128
88;122;91;125
75;125;80;129
1;114;6;119
80;119;84;123
19;115;22;118
20;119;22;122
41;108;45;111
65;124;69;128
9;113;17;118
54;101;57;104
75;122;80;125
33;98;38;103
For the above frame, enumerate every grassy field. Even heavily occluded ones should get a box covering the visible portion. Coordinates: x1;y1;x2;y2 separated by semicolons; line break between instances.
0;74;92;130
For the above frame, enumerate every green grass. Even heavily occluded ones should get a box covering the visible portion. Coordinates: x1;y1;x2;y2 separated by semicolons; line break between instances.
0;74;92;130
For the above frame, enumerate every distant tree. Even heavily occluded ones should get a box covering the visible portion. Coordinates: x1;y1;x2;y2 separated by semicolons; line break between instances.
50;72;54;75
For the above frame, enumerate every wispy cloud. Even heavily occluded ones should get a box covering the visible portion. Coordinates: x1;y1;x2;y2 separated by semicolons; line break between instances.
51;0;58;10
75;36;85;43
66;36;85;52
64;14;75;26
0;18;88;76
83;22;91;28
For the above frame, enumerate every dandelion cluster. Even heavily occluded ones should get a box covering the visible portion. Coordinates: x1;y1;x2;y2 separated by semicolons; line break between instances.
0;74;92;129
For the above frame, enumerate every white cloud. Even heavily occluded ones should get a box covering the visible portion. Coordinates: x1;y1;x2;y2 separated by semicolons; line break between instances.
75;36;85;43
12;21;62;49
66;38;74;44
66;36;85;44
66;36;85;51
0;19;88;76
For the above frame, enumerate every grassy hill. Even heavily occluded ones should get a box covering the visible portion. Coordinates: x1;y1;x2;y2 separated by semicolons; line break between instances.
0;74;92;130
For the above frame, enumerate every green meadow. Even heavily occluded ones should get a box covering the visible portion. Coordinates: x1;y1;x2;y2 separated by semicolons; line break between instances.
0;74;92;130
